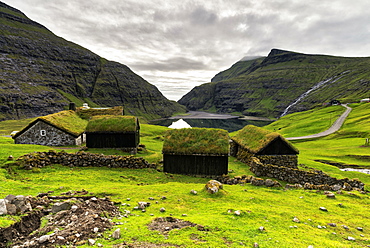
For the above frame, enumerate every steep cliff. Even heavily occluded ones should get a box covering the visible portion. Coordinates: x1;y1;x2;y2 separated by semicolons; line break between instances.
179;49;370;118
0;2;185;120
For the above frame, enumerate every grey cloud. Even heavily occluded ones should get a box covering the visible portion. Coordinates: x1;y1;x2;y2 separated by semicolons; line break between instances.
131;57;208;72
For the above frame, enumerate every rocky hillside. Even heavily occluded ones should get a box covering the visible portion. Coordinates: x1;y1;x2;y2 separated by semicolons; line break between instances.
179;49;370;118
0;2;185;120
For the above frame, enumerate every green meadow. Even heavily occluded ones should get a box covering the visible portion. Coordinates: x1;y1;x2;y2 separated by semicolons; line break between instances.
0;103;369;247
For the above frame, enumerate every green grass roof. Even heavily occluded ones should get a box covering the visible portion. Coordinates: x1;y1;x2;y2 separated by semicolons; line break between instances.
76;106;124;120
162;128;229;155
85;115;138;133
232;125;298;154
38;110;88;136
13;110;88;138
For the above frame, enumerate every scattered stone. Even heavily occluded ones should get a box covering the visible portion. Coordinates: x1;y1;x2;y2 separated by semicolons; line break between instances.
326;193;336;199
97;243;103;247
88;239;96;246
137;202;150;210
264;179;275;187
127;198;131;201
308;245;314;248
292;217;300;223
317;225;322;229
258;226;265;232
71;205;78;212
342;225;349;230
356;227;364;231
7;155;14;161
38;235;50;244
160;207;166;212
253;242;259;247
205;180;223;194
52;201;72;213
93;227;99;233
319;207;328;212
148;197;154;200
112;228;121;239
332;184;342;191
190;189;198;195
182;214;187;217
347;236;355;241
0;199;7;215
161;196;167;200
234;210;241;216
328;223;337;227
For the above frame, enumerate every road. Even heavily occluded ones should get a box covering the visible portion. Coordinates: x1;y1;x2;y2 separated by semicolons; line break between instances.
286;104;352;140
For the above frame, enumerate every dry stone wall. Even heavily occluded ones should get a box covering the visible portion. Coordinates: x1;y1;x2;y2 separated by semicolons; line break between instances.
249;157;364;190
17;150;154;169
256;155;298;168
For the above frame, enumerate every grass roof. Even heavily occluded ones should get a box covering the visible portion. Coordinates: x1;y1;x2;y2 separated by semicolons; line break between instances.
232;125;298;154
76;106;124;120
38;110;88;136
162;128;229;155
85;115;138;133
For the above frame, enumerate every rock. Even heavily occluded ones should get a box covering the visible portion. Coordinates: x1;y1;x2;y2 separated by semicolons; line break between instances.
326;193;336;199
319;207;328;212
88;239;96;246
264;179;275;187
258;226;265;231
0;200;7;215
93;227;99;233
292;217;300;223
190;189;198;195
7;155;13;161
160;207;166;212
5;203;17;215
52;201;72;213
112;228;121;239
356;227;364;231
253;242;259;247
137;202;150;209
205;180;223;194
38;235;50;244
347;236;355;241
4;194;16;202
161;196;167;200
342;225;349;230
251;178;265;186
234;210;241;216
331;184;342;191
328;223;337;227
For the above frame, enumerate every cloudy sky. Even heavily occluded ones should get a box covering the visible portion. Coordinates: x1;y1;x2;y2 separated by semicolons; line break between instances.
3;0;370;100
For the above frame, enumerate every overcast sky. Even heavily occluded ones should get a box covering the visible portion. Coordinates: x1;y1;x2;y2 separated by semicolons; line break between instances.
3;0;370;100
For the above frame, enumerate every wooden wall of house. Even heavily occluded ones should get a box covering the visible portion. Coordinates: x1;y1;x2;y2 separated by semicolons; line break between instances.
14;120;80;146
86;132;139;148
163;154;228;176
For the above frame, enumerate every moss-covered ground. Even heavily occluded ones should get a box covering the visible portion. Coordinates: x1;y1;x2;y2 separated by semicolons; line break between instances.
0;103;369;247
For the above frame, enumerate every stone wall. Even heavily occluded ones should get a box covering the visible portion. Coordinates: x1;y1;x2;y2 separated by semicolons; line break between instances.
17;150;154;170
249;157;364;190
256;155;298;168
14;121;81;146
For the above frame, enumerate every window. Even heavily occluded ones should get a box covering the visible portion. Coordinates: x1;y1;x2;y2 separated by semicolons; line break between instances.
40;130;46;136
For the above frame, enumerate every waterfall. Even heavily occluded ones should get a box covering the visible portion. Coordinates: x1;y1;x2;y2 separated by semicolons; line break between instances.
280;73;347;117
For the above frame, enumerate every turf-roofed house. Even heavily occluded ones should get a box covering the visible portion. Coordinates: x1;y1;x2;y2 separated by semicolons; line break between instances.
162;128;229;176
231;125;299;168
12;110;88;146
85;115;140;151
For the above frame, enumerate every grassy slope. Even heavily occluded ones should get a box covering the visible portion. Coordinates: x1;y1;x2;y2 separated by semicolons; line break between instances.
0;107;369;247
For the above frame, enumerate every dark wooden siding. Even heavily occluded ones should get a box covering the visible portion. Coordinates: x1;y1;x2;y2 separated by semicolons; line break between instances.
256;137;298;155
163;154;228;176
86;132;139;148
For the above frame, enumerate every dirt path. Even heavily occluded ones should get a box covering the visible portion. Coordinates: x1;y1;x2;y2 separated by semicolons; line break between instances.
287;104;352;140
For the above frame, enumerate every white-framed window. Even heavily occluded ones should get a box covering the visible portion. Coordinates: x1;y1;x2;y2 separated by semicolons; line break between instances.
40;130;46;136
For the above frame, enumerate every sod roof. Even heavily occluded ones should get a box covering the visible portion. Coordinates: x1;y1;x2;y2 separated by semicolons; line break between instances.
76;106;124;120
232;125;299;154
85;115;139;133
162;128;229;155
14;110;88;138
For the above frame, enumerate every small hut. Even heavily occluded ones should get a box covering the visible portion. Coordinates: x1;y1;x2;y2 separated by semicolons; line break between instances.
231;125;299;168
12;110;87;146
85;115;140;150
162;128;229;176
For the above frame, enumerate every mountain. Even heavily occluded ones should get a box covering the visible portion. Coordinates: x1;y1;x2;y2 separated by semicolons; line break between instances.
0;2;185;120
179;49;370;118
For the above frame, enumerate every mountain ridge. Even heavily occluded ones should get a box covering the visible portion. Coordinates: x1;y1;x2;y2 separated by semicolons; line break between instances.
0;1;185;120
179;48;370;118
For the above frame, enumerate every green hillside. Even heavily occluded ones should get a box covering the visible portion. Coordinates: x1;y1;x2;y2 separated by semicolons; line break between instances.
0;104;369;247
0;2;185;121
179;49;370;118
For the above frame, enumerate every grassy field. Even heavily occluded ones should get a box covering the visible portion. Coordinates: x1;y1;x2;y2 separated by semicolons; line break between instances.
0;104;369;247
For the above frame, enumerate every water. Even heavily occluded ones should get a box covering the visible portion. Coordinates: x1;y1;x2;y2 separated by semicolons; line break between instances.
150;118;273;132
340;168;370;175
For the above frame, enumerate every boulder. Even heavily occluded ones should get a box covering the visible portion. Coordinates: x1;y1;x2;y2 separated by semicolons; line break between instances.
0;199;7;215
205;180;223;194
52;201;72;213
